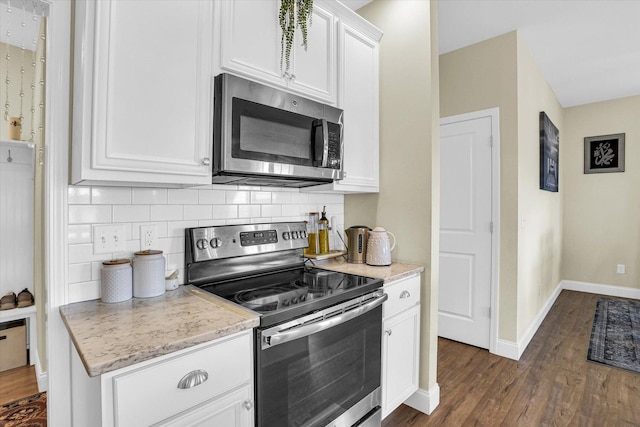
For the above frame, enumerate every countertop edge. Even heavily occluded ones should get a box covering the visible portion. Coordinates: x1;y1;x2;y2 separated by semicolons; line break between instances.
60;286;260;377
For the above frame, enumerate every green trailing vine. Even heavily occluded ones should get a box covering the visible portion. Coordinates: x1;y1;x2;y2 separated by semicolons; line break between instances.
279;0;313;74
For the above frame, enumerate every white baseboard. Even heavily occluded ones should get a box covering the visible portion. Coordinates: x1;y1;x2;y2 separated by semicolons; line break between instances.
561;280;640;300
35;348;48;392
493;281;564;361
491;280;640;362
494;339;519;360
404;383;440;415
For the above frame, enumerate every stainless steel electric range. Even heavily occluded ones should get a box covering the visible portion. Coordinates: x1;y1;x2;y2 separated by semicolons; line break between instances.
185;222;386;427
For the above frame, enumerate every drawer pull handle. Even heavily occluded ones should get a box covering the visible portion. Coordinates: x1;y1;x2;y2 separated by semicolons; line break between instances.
177;369;209;389
243;400;253;411
399;290;411;299
385;329;392;336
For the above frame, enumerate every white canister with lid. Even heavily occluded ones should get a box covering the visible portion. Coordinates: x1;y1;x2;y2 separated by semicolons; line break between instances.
101;259;132;303
133;250;166;298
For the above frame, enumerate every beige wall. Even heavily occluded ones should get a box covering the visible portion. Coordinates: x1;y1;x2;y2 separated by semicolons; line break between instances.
563;95;640;289
515;37;563;339
440;32;565;344
440;32;520;342
349;0;439;390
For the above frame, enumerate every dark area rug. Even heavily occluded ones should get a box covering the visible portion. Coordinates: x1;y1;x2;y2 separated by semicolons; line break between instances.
0;391;46;427
588;297;640;373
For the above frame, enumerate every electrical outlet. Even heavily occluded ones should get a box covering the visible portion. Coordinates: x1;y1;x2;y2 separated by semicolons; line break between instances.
140;225;157;249
93;225;126;255
617;264;626;274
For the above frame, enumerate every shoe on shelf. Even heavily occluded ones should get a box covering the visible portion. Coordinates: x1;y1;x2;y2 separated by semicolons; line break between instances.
0;292;17;310
17;288;35;308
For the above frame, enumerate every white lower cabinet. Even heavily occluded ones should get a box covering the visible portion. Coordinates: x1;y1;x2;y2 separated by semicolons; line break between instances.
71;330;254;426
381;274;421;419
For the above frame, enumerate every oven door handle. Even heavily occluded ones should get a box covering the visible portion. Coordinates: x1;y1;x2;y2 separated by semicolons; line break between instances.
264;293;388;348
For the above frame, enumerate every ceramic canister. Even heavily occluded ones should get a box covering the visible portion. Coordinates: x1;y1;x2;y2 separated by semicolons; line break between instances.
101;259;132;303
133;250;166;298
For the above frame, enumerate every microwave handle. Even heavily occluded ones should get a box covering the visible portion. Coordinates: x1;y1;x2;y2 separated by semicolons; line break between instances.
313;118;329;168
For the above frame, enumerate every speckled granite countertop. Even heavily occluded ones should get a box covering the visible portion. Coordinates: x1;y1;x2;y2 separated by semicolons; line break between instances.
312;258;425;283
59;285;259;377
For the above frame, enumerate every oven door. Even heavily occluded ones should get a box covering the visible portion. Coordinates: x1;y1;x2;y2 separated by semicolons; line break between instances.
256;293;387;427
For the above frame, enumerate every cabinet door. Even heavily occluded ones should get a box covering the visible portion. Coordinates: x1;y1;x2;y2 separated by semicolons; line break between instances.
158;386;253;427
72;0;214;186
218;0;283;88
304;21;380;194
288;4;336;103
382;305;420;419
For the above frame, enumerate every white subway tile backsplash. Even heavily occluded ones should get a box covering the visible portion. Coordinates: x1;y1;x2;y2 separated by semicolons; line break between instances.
212;205;238;220
238;205;261;218
157;237;183;254
113;205;150;223
132;188;168;204
150;205;184;221
68;243;108;263
68;186;91;204
167;220;199;237
68;262;92;284
199;190;226;205
262;204;282;217
197;219;226;227
272;191;293;204
68;281;100;303
68;224;92;244
91;187;132;204
69;205;112;224
251;191;271;204
290;192;309;203
66;185;344;304
225;190;250;205
184;205;212;221
168;189;198;205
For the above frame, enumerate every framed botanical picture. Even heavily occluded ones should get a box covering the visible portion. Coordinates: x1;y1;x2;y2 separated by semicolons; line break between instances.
584;133;625;174
540;112;559;192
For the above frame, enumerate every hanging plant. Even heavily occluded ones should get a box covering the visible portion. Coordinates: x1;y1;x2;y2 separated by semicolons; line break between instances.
279;0;313;74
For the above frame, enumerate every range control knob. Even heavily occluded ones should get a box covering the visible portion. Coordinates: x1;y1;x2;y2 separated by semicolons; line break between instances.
196;239;209;250
283;231;291;240
301;230;307;238
292;231;299;239
210;237;222;248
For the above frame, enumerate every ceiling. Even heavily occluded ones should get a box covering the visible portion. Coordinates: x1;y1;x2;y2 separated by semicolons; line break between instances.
345;0;640;108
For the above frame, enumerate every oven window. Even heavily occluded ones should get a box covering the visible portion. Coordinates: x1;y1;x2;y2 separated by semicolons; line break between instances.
232;98;315;166
256;306;382;427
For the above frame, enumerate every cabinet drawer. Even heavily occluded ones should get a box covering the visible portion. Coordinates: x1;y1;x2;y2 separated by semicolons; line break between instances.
383;275;421;319
112;332;251;427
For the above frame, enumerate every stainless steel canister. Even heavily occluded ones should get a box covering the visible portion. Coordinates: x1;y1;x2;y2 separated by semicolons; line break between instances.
133;250;166;298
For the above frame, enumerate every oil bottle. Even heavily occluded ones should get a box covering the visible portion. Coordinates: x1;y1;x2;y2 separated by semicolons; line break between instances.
318;206;330;254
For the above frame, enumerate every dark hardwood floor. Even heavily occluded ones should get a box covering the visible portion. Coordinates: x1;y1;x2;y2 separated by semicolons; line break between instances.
382;290;640;426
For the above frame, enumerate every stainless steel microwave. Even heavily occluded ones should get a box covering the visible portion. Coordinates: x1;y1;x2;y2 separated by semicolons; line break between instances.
212;73;344;188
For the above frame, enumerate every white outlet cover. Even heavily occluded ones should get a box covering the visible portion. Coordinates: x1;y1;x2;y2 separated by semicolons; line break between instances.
617;264;626;274
140;225;157;249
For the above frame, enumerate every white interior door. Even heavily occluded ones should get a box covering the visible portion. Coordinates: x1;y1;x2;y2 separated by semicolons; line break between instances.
439;114;494;349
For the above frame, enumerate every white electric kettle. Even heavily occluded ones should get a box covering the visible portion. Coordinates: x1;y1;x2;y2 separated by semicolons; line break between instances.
366;227;396;266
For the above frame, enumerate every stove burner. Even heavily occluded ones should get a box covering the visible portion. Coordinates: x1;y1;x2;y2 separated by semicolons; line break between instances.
234;285;308;312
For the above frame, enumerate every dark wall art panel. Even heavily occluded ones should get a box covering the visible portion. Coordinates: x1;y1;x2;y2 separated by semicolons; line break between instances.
540;112;559;192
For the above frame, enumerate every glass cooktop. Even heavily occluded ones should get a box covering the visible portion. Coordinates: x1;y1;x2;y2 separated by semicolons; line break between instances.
197;266;382;327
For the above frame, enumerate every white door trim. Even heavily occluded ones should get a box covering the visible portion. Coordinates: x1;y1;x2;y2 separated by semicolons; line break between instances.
440;107;500;355
45;0;72;424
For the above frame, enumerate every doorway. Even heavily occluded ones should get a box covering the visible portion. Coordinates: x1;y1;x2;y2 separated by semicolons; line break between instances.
438;108;500;351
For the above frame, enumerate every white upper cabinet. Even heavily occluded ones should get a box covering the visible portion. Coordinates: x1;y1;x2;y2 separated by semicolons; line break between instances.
72;0;215;187
217;1;336;104
305;14;382;194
